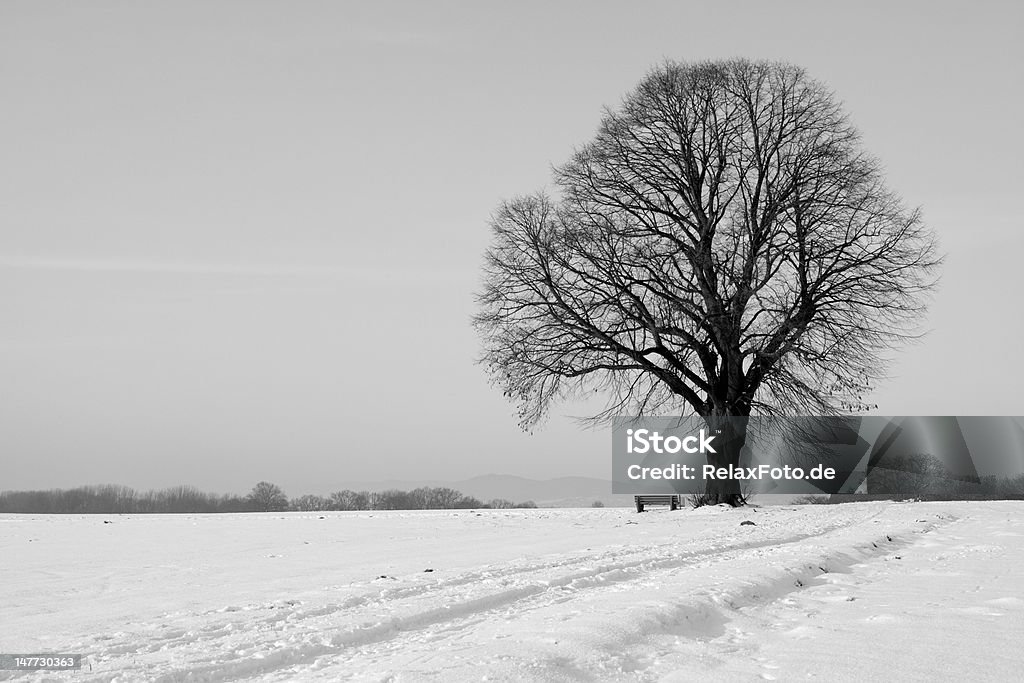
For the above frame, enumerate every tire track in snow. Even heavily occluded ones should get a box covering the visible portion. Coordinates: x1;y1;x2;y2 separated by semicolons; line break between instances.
313;510;958;681
63;505;931;682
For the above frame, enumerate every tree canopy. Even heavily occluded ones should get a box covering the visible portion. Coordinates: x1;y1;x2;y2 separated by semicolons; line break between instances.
476;59;939;430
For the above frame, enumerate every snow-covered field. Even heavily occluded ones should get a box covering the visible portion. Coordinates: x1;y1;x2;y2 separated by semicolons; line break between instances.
3;501;1023;681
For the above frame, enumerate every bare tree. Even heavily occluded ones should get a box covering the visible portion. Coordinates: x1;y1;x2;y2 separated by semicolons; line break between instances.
430;487;471;509
247;481;289;512
328;489;368;511
291;494;330;511
407;486;467;509
475;59;940;506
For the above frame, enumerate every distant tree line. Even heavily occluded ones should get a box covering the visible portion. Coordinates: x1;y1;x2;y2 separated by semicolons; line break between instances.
863;455;1024;499
794;455;1024;504
0;485;253;514
0;481;538;514
297;487;537;512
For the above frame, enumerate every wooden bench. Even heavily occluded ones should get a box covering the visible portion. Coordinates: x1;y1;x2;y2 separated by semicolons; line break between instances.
634;494;680;512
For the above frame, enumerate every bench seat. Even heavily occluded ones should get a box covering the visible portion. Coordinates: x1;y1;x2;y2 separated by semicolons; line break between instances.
634;494;680;512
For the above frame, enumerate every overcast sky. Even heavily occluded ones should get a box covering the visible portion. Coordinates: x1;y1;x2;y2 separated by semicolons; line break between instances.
3;1;1022;495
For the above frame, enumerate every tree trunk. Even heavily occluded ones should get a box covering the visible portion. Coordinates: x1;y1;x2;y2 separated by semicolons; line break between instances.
701;413;750;507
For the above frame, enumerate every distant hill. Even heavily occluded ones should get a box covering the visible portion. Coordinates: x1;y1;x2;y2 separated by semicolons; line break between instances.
325;474;635;508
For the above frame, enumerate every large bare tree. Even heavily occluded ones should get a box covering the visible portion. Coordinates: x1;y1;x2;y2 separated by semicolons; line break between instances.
474;60;940;505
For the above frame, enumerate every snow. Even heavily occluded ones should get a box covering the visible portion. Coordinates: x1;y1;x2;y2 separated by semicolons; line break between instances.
2;501;1022;681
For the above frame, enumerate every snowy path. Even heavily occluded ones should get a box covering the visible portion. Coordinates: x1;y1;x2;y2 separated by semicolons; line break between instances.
2;502;1022;681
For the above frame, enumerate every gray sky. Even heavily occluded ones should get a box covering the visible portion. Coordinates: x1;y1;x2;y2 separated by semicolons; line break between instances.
3;1;1022;495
